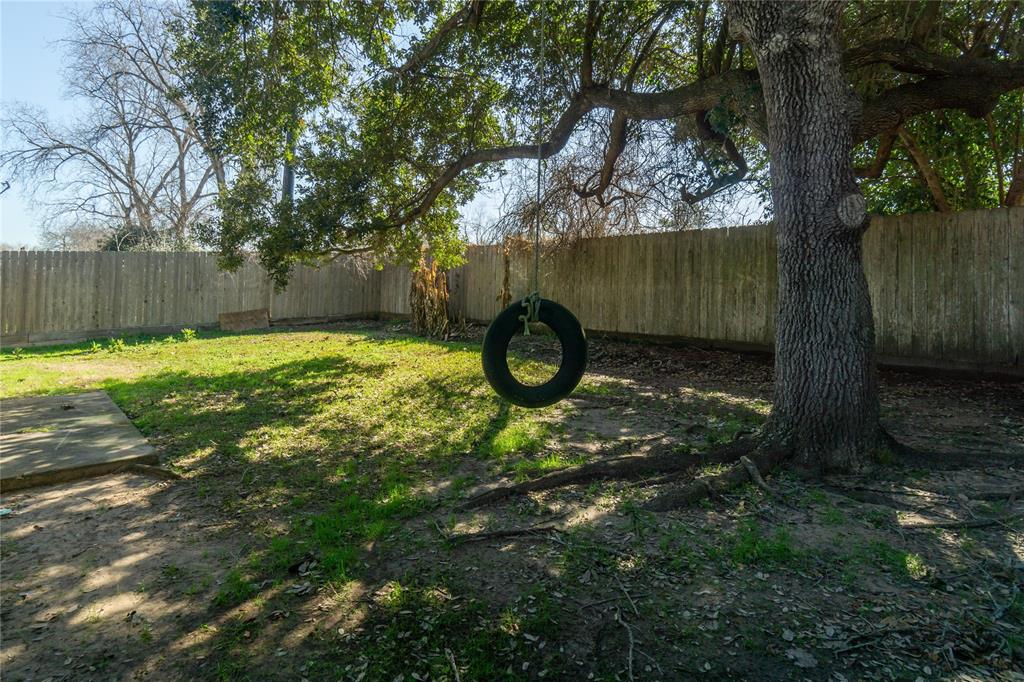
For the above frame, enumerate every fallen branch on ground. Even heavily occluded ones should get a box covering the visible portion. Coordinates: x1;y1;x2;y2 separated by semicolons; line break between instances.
615;609;636;682
458;439;755;511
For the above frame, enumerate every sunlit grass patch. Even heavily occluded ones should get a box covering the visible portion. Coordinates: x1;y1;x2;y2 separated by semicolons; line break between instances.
511;452;587;480
574;378;621;397
838;539;931;584
480;419;550;458
0;327;551;570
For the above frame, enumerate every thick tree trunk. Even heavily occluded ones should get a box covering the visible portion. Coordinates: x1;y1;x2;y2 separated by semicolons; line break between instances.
729;1;885;473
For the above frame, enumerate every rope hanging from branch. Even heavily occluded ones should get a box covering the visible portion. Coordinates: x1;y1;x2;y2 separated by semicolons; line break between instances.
480;0;588;409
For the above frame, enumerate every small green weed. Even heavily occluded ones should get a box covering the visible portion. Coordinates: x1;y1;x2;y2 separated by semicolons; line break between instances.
821;506;845;525
841;540;929;582
710;520;798;568
214;569;256;607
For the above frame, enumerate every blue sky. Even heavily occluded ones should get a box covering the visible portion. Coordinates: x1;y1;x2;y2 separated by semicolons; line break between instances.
0;0;502;248
1;1;89;247
0;2;759;249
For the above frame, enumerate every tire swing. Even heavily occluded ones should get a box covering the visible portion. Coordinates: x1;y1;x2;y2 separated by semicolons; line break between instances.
481;2;587;409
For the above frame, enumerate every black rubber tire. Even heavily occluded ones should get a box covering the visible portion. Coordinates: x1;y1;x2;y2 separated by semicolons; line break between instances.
482;298;588;408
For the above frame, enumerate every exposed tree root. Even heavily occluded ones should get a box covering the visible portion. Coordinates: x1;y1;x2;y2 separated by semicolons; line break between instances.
641;447;790;512
880;428;916;457
457;427;920;514
739;455;778;498
457;439;756;511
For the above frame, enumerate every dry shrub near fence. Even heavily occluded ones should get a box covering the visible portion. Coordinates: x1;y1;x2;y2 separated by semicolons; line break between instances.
410;254;455;339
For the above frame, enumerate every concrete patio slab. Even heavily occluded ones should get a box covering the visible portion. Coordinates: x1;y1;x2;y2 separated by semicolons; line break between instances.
1;391;157;492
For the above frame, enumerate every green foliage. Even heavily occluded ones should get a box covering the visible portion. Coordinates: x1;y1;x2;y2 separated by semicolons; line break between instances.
841;540;930;582
511;452;585;480
173;0;1023;286
858;93;1024;214
215;568;257;607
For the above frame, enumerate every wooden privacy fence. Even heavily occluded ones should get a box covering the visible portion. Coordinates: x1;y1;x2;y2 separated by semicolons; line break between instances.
1;207;1021;371
0;252;380;345
385;207;1022;371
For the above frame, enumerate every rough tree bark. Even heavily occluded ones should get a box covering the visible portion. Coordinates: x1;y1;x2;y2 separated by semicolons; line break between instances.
729;0;887;473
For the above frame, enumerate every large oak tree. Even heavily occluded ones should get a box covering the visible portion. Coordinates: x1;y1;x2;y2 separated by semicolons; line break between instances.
177;0;1023;477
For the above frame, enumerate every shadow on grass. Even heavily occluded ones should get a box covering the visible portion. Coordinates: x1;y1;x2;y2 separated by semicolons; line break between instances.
7;327;1018;680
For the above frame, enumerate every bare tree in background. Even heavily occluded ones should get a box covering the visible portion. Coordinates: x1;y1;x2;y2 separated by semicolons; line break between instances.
482;113;768;250
0;0;225;251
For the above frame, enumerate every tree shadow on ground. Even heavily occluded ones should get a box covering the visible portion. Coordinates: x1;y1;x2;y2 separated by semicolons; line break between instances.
2;327;1021;680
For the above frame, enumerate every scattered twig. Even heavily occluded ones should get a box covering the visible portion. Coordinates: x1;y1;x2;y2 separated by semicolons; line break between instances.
445;647;461;682
834;625;917;655
433;520;451;542
615;575;640;617
578;593;650;610
615;609;636;682
636;648;663;675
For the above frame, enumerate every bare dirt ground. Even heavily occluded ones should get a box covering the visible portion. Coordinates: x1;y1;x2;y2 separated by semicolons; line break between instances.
2;324;1022;681
1;474;248;680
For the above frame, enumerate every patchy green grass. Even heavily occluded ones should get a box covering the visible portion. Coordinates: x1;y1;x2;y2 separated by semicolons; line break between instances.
511;452;587;480
0;326;559;606
709;519;800;568
838;539;931;584
480;420;550;458
7;325;1009;680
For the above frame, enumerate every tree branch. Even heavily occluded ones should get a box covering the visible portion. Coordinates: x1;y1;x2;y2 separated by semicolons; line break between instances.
897;126;951;212
845;38;1024;80
855;70;1024;143
574;112;629;201
854;130;898;178
395;1;483;79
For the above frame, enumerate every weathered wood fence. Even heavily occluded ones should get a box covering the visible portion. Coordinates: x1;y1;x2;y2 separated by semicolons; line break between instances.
2;208;1021;371
0;252;380;344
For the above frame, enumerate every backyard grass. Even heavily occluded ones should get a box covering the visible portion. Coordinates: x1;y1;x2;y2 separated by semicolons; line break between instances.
1;327;570;585
2;324;1021;680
